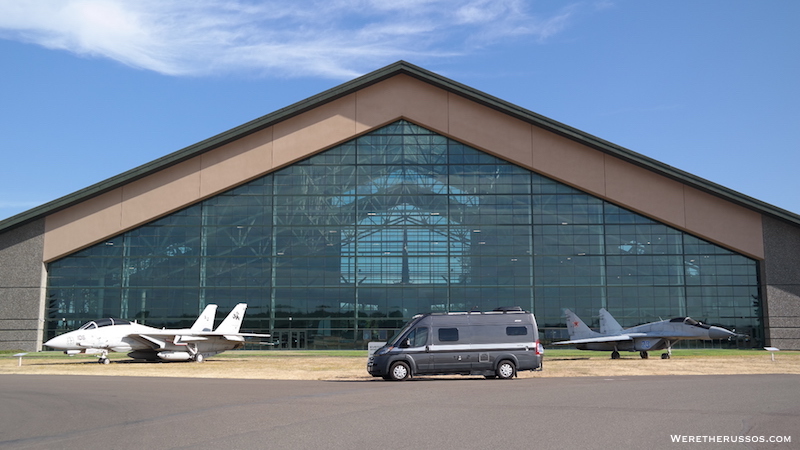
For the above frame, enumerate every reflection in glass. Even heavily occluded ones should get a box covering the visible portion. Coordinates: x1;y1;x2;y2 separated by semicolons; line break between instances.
45;120;762;348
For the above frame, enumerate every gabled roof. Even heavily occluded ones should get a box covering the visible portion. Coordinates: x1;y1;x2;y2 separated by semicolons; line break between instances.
2;60;799;234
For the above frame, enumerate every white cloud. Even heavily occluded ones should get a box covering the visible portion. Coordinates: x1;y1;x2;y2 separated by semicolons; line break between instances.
0;0;580;79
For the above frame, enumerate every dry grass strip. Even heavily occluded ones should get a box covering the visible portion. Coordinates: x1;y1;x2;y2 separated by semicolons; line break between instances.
3;350;799;380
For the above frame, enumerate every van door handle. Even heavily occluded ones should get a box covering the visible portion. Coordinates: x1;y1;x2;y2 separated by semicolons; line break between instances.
425;345;430;352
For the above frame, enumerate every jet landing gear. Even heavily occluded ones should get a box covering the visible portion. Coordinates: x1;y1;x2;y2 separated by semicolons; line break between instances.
661;343;674;359
187;343;205;363
639;351;649;359
611;351;621;359
97;350;110;365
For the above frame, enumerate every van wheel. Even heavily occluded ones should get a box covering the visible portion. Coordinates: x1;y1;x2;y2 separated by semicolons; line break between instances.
388;361;411;381
496;360;515;379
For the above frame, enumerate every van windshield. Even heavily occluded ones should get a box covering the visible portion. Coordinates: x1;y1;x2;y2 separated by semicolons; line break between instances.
386;319;419;346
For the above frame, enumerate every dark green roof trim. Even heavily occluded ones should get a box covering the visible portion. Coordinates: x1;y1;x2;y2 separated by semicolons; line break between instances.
1;60;798;234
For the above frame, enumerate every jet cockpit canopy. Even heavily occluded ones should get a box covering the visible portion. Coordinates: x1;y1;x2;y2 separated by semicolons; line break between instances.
78;318;131;330
669;317;711;329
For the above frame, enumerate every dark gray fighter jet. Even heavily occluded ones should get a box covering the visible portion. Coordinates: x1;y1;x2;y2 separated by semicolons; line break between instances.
554;308;737;359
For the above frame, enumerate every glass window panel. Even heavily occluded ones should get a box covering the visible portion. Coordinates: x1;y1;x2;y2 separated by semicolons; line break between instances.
44;119;763;348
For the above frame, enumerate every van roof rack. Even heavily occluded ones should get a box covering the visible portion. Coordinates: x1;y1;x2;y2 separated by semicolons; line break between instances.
433;307;529;316
493;306;524;312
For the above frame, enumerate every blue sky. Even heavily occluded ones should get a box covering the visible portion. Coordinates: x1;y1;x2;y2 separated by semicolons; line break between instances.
1;0;798;221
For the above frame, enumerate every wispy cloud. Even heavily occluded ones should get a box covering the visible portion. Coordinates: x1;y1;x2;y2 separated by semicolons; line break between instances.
0;0;581;79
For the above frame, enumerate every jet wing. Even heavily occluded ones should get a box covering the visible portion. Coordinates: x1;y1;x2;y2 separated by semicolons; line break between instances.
219;332;271;338
189;331;271;339
128;331;270;348
553;334;634;345
128;333;168;349
133;330;270;338
193;331;272;342
553;332;651;345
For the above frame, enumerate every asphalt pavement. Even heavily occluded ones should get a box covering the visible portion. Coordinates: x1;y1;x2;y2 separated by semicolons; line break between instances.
1;374;797;449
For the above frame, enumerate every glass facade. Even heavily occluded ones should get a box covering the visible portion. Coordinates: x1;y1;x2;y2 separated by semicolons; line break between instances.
45;120;762;348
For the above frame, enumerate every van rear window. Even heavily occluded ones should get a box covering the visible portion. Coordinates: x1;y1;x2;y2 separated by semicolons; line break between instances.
506;326;528;336
438;328;459;342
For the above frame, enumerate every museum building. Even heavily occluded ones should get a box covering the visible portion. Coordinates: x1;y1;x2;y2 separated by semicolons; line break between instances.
1;62;799;351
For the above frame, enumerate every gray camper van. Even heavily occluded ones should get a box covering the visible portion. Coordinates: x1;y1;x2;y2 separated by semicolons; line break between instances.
367;308;543;380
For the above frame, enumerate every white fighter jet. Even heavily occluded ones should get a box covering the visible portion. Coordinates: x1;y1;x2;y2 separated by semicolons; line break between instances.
44;303;270;364
553;308;737;359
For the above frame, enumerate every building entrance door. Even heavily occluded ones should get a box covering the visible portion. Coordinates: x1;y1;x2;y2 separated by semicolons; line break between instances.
275;330;306;349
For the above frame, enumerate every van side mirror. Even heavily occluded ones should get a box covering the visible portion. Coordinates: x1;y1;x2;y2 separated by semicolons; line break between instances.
400;338;411;348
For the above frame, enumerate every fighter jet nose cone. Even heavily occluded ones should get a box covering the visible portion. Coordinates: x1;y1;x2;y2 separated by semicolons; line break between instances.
709;326;736;340
44;334;67;349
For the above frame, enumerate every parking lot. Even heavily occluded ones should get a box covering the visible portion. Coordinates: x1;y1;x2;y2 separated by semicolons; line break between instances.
2;373;797;449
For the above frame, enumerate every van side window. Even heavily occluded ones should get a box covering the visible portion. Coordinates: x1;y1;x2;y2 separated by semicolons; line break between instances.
408;327;429;347
438;328;459;342
506;326;528;336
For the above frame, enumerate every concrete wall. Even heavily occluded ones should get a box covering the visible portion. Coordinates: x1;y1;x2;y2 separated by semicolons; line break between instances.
0;219;46;351
762;215;800;349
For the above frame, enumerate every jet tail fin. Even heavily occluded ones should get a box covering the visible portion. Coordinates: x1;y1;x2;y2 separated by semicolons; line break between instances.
215;303;247;334
564;309;600;339
599;308;625;335
191;304;217;332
